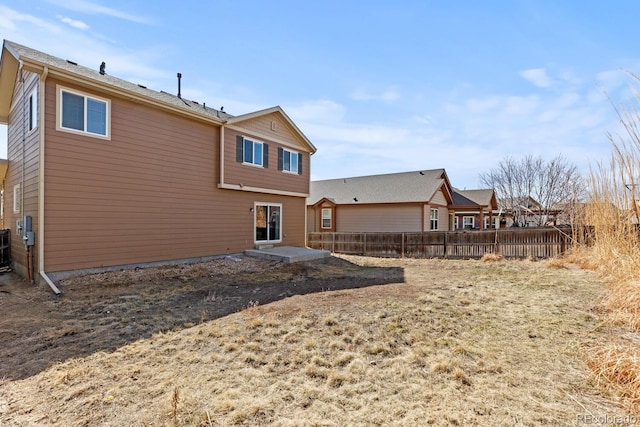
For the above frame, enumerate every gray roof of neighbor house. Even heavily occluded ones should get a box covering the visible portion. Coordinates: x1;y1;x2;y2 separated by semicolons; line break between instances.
308;169;451;205
452;189;497;208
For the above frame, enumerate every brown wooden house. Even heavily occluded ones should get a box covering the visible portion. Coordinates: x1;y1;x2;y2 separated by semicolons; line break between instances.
0;40;316;284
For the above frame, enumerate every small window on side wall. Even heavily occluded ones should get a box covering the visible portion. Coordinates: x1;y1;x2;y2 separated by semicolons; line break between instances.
58;86;110;138
13;184;21;213
430;208;439;230
28;88;37;131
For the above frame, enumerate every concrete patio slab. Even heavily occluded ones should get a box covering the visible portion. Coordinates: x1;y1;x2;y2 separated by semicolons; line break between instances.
245;246;331;263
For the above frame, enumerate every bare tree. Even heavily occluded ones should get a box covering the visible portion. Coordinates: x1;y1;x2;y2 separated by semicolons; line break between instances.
479;154;586;227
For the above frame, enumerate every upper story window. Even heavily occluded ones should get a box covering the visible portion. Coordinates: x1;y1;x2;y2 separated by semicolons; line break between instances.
236;136;269;167
28;88;37;131
58;86;110;138
278;147;302;175
430;208;439;230
244;138;263;166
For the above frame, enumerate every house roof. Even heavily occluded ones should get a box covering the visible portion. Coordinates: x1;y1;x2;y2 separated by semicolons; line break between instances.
229;106;316;154
0;40;231;124
0;40;316;153
308;169;452;205
452;188;497;209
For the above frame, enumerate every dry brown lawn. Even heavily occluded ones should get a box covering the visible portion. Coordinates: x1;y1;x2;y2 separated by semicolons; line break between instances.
0;255;636;426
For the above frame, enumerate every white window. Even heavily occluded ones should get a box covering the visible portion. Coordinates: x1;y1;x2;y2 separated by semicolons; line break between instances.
255;203;281;242
282;149;299;173
430;208;439;230
484;216;499;229
28;88;37;131
321;208;332;229
58;86;109;138
13;184;21;213
463;216;474;229
243;138;264;167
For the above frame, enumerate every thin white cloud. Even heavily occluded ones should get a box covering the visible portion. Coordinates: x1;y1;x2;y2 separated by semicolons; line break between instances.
0;6;61;33
57;15;89;30
520;68;554;88
45;0;151;24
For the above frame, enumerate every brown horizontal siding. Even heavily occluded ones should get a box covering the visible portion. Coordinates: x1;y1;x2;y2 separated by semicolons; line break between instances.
238;113;301;145
223;126;310;195
336;205;422;232
6;71;40;275
43;78;306;272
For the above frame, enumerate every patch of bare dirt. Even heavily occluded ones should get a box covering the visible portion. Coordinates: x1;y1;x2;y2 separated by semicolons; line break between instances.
0;255;403;381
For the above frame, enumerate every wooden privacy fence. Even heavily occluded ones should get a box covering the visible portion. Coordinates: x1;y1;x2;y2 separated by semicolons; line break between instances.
307;228;575;259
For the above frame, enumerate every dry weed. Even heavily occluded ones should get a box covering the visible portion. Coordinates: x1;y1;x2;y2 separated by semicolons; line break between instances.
0;257;631;425
480;253;503;262
587;340;640;413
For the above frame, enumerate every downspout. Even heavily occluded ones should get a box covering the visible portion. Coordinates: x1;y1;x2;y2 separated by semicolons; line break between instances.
219;125;225;186
36;66;60;294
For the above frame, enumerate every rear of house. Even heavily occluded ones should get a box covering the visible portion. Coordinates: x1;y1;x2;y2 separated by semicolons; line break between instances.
0;40;315;282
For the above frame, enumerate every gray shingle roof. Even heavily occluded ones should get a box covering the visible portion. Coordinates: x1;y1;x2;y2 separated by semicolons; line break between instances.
308;169;449;205
452;189;496;207
4;40;233;121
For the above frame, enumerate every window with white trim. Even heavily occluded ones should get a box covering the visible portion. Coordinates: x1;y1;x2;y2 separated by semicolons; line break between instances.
28;88;37;131
59;87;109;137
484;216;499;229
283;149;298;173
463;216;474;229
255;203;281;242
13;184;21;213
321;208;332;229
278;147;302;174
244;138;264;166
430;208;439;230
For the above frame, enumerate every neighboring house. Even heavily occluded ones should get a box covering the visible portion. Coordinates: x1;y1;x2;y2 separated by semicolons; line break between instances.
451;189;499;229
307;169;497;233
0;40;316;283
497;196;544;227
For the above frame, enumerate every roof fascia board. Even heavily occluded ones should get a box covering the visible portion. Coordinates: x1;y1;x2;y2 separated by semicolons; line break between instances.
20;57;225;127
311;197;336;207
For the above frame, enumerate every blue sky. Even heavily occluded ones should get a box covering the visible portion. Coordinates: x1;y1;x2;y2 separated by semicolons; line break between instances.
1;1;639;189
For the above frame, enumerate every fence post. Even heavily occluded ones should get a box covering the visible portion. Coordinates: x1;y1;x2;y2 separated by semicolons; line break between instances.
363;233;367;256
332;232;335;254
443;232;448;259
402;233;405;258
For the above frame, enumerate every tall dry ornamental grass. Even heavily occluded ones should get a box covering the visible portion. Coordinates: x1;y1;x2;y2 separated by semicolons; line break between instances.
578;78;640;413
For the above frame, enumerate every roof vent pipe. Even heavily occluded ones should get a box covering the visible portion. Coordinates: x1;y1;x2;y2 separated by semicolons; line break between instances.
177;72;182;98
